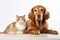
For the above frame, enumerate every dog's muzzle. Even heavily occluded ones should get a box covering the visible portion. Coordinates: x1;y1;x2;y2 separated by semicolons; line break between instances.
37;14;43;20
37;15;41;20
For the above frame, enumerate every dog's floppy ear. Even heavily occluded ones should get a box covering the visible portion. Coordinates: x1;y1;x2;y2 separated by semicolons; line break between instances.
44;10;50;20
28;9;35;20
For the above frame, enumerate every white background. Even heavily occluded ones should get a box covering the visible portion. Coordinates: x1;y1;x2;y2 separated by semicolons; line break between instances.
0;0;60;35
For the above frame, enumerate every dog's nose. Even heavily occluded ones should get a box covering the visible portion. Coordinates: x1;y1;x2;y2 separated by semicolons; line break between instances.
37;15;41;19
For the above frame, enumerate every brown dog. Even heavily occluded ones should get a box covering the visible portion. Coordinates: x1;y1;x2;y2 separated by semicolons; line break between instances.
25;5;58;35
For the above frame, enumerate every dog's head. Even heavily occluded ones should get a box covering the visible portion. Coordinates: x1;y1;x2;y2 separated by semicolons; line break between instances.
28;5;50;21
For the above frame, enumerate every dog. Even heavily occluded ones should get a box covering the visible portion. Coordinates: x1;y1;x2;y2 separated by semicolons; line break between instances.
25;5;58;35
4;15;26;34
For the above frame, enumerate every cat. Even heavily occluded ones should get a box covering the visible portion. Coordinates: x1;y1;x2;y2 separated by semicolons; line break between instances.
4;15;26;34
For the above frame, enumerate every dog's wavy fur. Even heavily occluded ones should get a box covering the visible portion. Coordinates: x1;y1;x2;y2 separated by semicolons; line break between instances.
24;5;58;35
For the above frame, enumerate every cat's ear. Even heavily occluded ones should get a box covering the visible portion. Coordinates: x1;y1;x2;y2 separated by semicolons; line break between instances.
16;15;18;17
24;15;25;17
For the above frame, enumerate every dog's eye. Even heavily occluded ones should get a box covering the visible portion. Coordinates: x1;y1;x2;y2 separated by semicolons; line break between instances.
41;9;44;11
34;10;37;12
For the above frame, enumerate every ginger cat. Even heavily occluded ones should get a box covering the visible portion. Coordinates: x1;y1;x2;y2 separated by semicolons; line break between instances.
4;15;26;34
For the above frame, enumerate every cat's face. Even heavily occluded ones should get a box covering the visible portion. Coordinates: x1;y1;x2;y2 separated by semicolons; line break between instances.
16;15;26;23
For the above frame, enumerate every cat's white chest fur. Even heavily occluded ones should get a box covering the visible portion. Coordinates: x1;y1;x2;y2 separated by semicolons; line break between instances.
16;22;26;31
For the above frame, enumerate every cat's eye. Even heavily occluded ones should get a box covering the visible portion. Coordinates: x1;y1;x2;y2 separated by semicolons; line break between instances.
34;10;37;12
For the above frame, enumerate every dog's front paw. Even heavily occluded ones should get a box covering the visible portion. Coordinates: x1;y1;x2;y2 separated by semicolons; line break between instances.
47;30;58;34
31;30;40;35
52;31;58;34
